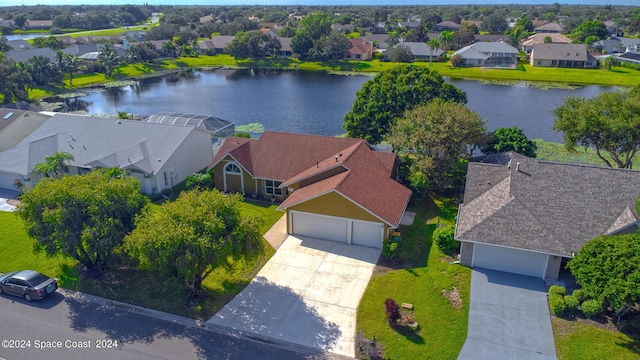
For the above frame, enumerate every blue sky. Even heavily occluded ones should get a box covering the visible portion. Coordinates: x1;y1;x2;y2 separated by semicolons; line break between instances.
0;1;637;6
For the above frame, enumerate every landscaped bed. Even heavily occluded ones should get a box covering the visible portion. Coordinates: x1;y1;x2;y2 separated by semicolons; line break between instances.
356;196;471;359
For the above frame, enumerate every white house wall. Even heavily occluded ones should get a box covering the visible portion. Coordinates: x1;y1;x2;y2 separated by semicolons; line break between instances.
159;129;213;192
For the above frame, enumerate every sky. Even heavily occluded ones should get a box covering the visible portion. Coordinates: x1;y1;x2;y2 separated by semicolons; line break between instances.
0;0;637;6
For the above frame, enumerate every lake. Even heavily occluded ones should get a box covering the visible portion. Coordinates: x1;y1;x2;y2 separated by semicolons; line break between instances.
73;69;619;143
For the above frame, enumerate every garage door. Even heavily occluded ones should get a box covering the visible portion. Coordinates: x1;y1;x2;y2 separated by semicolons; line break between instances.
472;243;549;279
291;211;348;243
352;221;384;249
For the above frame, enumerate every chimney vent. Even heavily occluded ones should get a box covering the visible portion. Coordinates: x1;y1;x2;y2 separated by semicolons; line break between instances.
335;156;338;162
516;162;521;172
316;161;319;168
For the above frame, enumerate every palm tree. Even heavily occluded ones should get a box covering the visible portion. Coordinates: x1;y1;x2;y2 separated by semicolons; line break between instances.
33;151;75;179
162;41;179;58
56;51;77;86
427;38;439;65
98;43;121;77
185;172;213;190
439;30;454;51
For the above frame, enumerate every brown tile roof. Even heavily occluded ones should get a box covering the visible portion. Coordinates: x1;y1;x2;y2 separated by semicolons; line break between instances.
522;33;571;46
348;39;370;55
210;131;411;227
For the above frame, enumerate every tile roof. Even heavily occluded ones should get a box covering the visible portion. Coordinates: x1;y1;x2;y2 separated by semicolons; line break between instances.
456;152;640;257
535;22;564;33
348;38;370;55
210;131;411;227
522;33;571;46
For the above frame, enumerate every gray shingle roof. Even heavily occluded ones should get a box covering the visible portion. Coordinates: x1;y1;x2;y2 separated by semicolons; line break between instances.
5;48;56;63
456;152;640;257
0;113;204;176
531;43;588;61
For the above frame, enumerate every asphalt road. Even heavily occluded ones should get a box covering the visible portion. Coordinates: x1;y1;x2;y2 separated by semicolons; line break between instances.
0;289;336;360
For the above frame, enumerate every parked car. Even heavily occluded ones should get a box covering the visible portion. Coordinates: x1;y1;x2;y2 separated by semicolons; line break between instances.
0;270;58;301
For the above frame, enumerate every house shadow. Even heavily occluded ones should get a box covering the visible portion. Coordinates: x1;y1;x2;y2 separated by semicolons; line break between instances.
207;276;343;354
64;289;325;359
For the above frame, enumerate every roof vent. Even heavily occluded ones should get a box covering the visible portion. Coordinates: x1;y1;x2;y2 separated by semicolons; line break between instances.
335;156;338;162
516;162;521;172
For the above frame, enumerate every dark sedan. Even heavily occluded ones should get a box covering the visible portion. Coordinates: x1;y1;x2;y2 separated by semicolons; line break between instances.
0;270;58;301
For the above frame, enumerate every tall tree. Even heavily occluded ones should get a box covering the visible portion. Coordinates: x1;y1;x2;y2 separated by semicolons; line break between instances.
298;11;331;41
17;169;148;271
438;30;454;50
124;190;263;297
570;20;608;43
97;43;121;77
481;127;537;158
27;56;63;86
0;57;32;104
309;32;351;61
32;151;74;178
55;50;77;86
388;98;486;196
427;38;439;65
553;89;640;169
0;36;12;52
344;66;467;144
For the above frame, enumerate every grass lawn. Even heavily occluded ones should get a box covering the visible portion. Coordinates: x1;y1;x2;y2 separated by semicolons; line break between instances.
357;196;470;359
534;140;607;166
552;317;640;360
0;199;282;320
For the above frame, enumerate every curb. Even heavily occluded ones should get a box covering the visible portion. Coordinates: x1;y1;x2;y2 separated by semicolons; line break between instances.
58;289;351;359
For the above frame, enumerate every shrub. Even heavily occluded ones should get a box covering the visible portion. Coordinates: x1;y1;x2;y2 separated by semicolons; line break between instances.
581;300;602;319
450;54;463;67
572;289;585;302
548;285;566;296
384;298;401;325
564;295;580;313
381;237;398;259
355;333;385;360
433;225;459;256
549;293;567;315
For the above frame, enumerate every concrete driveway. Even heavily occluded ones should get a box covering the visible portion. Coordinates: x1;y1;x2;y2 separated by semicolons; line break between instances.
207;235;380;358
458;269;558;360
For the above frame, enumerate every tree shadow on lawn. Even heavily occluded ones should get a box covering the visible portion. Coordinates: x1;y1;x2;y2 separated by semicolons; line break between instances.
390;323;425;345
617;309;640;355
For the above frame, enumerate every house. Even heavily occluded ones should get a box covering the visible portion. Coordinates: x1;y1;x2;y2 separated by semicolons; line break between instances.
451;42;519;68
62;44;126;58
5;47;57;63
603;20;621;36
462;19;483;29
123;30;147;41
0;109;49;152
25;20;52;30
530;43;598;68
345;38;372;60
455;152;640;280
0;113;214;195
7;39;34;50
277;37;293;57
384;42;443;61
207;131;412;249
331;24;355;32
593;38;624;54
434;21;461;32
617;51;640;65
360;34;391;51
209;35;236;54
398;21;420;30
521;33;571;53
474;34;510;43
534;22;564;34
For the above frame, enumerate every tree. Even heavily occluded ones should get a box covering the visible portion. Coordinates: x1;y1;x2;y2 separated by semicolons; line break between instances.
427;38;439;65
438;30;454;50
0;57;32;104
570;20;608;43
567;233;640;319
124;190;263;297
55;50;77;86
291;31;314;57
98;43;121;77
27;56;63;86
482;13;508;34
482;127;537;158
387;98;486;194
309;32;351;61
161;41;180;58
0;36;12;52
602;55;619;70
386;44;413;63
17;169;148;271
451;27;476;50
32;36;65;51
32;151;74;178
553;89;640;169
544;36;553;43
185;172;213;190
298;11;331;41
344;65;467;145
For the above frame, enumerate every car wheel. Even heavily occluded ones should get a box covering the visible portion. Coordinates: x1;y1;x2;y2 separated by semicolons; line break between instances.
24;294;32;302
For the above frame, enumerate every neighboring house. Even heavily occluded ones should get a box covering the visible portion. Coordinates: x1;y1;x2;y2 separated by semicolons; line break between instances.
521;33;571;53
197;40;216;54
534;22;564;34
199;15;213;24
617;51;640;65
346;38;372;60
123;30;147;41
530;43;598;68
0;109;49;152
144;112;234;147
452;42;519;68
384;42;443;61
593;38;625;54
603;20;621;36
332;24;355;32
361;34;390;51
462;19;483;29
208;131;412;249
25;20;52;30
277;37;293;57
0;113;214;195
62;43;126;58
7;39;33;50
618;37;640;52
456;152;640;280
209;35;236;54
398;21;420;30
475;34;510;43
434;21;460;32
5;47;56;63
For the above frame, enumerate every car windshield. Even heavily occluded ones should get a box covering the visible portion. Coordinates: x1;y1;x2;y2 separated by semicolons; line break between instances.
25;274;49;287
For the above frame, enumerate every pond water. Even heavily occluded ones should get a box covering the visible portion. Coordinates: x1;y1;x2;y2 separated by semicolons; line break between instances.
72;69;619;143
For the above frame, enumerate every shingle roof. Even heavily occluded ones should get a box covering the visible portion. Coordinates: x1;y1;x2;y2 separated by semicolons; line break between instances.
209;131;411;227
6;48;56;63
535;22;564;33
210;35;235;49
456;152;640;257
0;109;26;134
0;113;204;176
522;33;572;47
531;43;588;61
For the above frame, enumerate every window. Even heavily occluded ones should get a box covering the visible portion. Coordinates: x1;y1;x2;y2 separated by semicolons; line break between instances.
164;171;168;186
537;60;541;65
356;54;361;59
264;180;282;196
224;163;241;174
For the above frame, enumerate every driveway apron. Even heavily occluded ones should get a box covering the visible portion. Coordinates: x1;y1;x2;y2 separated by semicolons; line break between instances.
207;235;380;358
458;269;558;360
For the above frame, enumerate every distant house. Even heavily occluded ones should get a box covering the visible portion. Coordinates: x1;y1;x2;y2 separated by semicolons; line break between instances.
0;113;215;195
384;42;443;61
534;22;564;34
434;21;461;32
521;33;571;53
593;38;625;54
5;48;56;63
209;35;236;54
360;34;391;51
7;39;33;51
345;38;372;60
277;37;293;57
24;20;52;30
452;42;519;68
199;14;213;24
398;21;420;30
123;30;146;41
603;20;621;36
332;24;355;32
474;34;509;43
530;43;598;68
617;51;640;65
462;19;483;29
62;43;126;58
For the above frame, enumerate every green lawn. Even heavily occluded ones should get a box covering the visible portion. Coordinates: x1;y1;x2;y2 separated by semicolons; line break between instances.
0;199;282;320
534;140;608;166
357;196;470;359
552;317;640;360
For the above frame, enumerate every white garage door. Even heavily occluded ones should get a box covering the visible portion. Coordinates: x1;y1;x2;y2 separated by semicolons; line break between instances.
473;243;549;279
352;221;384;249
291;211;348;243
